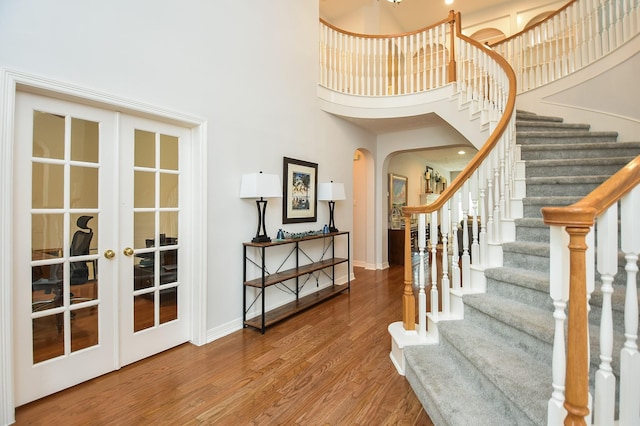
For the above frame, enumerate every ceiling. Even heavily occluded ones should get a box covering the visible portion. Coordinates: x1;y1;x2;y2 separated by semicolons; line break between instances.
319;0;514;34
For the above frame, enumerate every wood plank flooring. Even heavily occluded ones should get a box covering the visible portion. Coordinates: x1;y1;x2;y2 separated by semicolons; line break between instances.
15;266;434;425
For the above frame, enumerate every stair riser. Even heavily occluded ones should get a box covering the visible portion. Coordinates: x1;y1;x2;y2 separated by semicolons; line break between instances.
523;201;581;218
521;147;640;160
516;125;590;132
518;135;618;145
526;163;629;178
515;226;550;243
526;182;601;197
503;251;549;273
463;303;553;363
485;278;553;312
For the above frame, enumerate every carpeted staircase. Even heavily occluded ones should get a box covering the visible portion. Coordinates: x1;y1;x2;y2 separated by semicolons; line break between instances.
403;110;640;425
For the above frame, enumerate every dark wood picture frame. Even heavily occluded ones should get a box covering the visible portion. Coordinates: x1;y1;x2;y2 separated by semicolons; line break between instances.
282;157;318;224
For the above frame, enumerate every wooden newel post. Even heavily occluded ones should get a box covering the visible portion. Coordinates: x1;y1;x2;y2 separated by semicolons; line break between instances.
448;10;457;83
563;226;591;426
403;213;416;330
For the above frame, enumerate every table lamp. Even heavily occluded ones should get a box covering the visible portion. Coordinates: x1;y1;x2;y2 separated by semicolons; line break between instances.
317;181;346;233
240;172;282;243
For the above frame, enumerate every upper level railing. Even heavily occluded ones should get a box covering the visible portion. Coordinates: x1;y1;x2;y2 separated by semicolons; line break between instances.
319;13;457;96
490;0;639;93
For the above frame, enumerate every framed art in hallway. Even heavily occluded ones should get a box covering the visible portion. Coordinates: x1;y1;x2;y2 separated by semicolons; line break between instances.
389;173;407;229
282;157;318;224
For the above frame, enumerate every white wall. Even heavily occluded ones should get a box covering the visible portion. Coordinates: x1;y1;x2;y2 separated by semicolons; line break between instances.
0;0;376;336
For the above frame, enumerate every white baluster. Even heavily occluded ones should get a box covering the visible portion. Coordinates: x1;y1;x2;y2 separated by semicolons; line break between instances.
547;225;570;426
492;152;501;243
461;181;471;289
486;161;495;245
451;192;461;292
441;203;450;316
619;186;640;426
418;213;427;339
470;170;480;265
478;163;487;266
601;0;610;54
594;204;617;426
430;211;439;319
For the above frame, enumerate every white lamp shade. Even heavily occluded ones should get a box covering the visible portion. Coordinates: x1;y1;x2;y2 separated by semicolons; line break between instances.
317;182;346;201
240;173;282;198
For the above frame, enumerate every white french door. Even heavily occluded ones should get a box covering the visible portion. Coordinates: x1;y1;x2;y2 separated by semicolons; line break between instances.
13;91;192;405
117;114;190;366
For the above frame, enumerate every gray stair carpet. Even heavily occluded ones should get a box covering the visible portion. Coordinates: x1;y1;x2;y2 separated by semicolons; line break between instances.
403;110;640;425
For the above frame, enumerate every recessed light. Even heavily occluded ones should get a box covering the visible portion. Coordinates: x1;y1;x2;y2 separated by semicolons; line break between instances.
445;0;454;5
458;150;466;155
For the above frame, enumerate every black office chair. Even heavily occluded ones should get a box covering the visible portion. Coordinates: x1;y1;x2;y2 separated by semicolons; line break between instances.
32;216;95;316
70;215;94;284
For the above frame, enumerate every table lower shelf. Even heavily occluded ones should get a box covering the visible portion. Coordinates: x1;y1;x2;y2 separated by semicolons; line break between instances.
244;283;349;331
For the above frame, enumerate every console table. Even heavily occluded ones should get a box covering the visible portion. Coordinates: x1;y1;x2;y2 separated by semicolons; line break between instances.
243;231;350;333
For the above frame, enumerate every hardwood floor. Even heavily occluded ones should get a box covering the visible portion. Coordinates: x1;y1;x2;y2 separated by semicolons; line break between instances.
15;266;433;425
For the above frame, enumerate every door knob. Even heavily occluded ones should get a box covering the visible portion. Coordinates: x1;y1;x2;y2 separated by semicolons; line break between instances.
123;247;134;257
104;249;116;259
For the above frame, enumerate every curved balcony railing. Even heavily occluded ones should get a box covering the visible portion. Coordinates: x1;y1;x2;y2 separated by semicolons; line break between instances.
490;0;639;93
319;13;457;96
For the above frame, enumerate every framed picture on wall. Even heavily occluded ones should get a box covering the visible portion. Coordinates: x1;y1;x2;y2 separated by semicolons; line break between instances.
282;157;318;223
388;173;408;229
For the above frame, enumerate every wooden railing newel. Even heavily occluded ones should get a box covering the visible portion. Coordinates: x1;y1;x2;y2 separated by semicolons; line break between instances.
402;213;415;330
562;225;591;426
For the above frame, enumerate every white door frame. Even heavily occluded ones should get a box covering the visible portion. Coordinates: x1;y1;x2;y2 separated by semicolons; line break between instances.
0;68;208;425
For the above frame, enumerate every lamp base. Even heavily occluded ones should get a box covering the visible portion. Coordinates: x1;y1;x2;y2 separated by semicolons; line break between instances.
252;235;272;243
328;227;339;233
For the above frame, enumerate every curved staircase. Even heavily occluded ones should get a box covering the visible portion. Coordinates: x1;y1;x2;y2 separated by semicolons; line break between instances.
403;110;640;425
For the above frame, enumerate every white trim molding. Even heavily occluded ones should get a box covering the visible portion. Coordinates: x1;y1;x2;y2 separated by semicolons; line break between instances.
0;68;208;425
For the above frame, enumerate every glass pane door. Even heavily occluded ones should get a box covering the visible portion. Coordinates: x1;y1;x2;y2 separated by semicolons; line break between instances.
132;130;180;332
118;115;190;366
14;92;116;406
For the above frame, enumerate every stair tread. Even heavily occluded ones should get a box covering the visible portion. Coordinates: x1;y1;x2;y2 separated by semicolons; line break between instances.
407;315;550;424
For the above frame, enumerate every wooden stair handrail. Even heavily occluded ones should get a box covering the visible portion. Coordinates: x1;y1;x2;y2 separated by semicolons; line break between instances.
402;13;517;217
541;155;640;425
